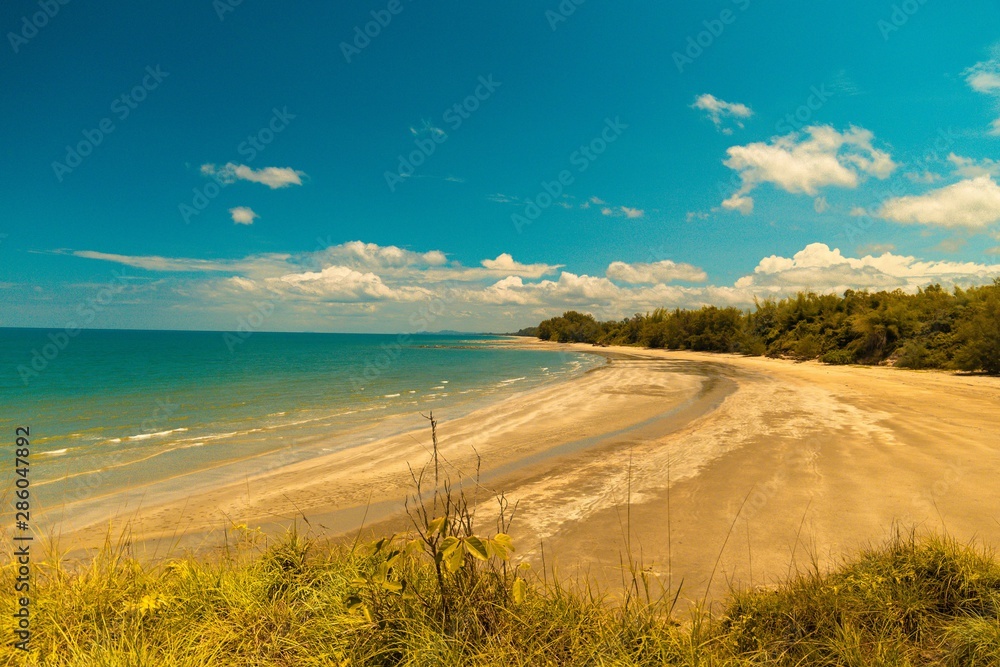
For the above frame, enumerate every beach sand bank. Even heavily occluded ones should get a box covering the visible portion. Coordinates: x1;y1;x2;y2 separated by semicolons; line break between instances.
50;342;1000;604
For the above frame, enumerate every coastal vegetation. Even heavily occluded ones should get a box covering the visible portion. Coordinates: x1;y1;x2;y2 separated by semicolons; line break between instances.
3;417;999;665
520;280;1000;374
4;517;1000;664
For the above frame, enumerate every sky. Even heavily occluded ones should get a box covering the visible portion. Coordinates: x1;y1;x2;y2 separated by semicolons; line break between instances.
2;1;1000;333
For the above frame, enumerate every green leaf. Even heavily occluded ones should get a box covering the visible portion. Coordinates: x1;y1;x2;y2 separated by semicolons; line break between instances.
371;536;391;554
464;536;490;561
381;580;403;593
427;516;447;536
444;543;465;573
491;533;514;560
512;577;527;604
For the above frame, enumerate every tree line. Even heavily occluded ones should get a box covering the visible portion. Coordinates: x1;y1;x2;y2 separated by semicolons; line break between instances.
516;280;1000;374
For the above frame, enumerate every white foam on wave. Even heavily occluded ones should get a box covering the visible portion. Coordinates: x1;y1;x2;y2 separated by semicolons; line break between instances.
126;427;189;441
38;448;69;457
384;393;401;398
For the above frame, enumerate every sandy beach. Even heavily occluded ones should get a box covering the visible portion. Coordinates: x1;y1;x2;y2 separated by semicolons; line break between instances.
53;342;1000;604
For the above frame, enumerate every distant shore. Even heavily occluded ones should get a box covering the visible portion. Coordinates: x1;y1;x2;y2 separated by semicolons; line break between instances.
50;341;1000;602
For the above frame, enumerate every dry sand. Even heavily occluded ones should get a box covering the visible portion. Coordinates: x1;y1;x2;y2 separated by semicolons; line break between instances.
55;342;1000;604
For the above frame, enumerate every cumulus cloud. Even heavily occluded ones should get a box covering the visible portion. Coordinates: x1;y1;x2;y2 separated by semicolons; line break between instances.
877;176;1000;229
480;253;560;278
323;241;448;269
737;243;1000;292
606;260;707;284
201;163;306;189
268;265;429;302
965;58;1000;135
62;240;1000;332
948;153;1000;179
691;94;753;134
229;206;258;225
721;125;896;215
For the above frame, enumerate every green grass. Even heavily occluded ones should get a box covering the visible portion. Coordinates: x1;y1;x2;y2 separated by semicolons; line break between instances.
5;421;998;665
2;527;999;666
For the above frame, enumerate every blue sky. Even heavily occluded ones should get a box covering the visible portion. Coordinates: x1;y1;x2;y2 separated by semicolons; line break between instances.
2;1;1000;332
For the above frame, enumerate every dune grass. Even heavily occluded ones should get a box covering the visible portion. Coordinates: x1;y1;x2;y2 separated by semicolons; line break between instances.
3;419;999;665
2;526;999;666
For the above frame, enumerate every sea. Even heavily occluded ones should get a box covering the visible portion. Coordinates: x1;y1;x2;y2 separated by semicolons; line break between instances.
0;329;600;523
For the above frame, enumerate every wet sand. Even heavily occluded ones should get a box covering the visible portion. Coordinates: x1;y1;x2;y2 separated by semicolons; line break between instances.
48;342;1000;605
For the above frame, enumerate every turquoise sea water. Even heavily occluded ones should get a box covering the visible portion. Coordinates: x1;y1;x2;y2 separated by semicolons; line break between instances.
0;329;599;521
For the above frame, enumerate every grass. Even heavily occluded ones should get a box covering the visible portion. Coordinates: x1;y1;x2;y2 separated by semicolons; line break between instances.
4;419;999;665
2;528;999;665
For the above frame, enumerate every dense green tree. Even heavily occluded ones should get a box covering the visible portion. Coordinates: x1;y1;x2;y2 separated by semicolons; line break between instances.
526;281;1000;374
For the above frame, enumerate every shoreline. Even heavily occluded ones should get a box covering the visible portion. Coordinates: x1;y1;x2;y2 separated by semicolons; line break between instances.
38;341;1000;604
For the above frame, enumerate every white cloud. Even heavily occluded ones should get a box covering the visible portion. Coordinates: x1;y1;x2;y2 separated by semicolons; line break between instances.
229;206;258;225
721;125;896;215
813;197;828;213
606;260;707;284
722;193;754;215
268;265;429;302
61;240;1000;332
738;242;1000;292
965;58;1000;135
325;241;448;269
691;94;753;132
599;205;645;219
948;153;1000;179
410;120;447;140
68;250;247;273
480;253;560;278
201;163;306;189
965;59;1000;94
905;170;942;184
878;176;1000;229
